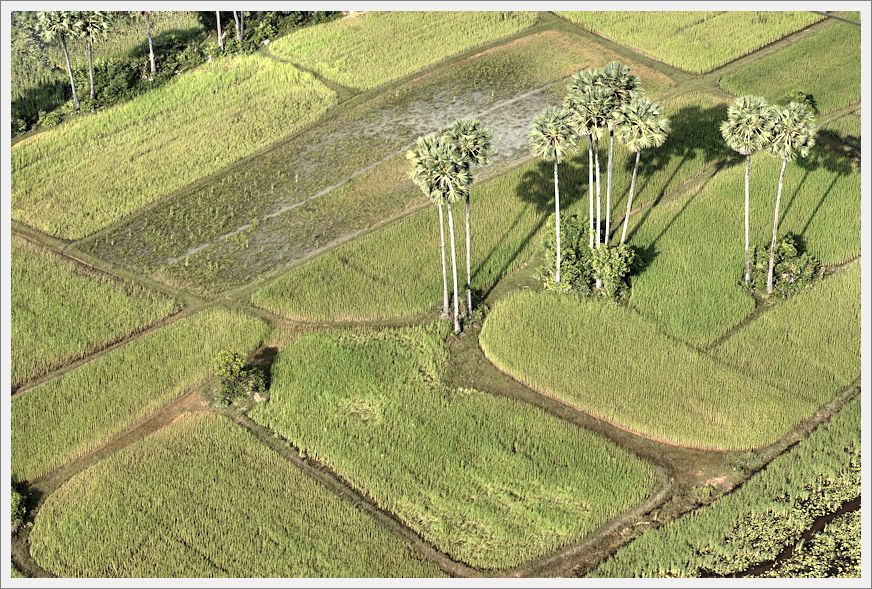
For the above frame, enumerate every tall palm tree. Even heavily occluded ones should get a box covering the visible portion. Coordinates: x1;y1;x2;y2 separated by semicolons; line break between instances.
407;135;450;317
617;96;670;245
583;86;616;247
35;11;80;110
764;102;816;294
216;11;225;51
443;118;492;317
232;11;244;43
139;11;156;78
598;61;639;245
720;95;773;285
566;68;601;248
529;107;578;283
76;11;111;100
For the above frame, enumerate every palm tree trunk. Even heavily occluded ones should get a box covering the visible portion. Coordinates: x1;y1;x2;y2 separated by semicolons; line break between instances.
87;40;95;100
605;128;614;245
620;150;641;245
216;11;224;51
594;136;602;247
766;158;788;295
465;193;473;316
240;12;244;39
447;204;461;334
146;12;156;77
554;160;561;283
60;34;79;110
588;136;594;248
743;154;751;285
233;11;242;43
438;202;449;315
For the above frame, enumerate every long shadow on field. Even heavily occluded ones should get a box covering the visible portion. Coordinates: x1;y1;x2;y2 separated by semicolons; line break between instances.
125;27;206;62
625;103;731;244
475;158;582;301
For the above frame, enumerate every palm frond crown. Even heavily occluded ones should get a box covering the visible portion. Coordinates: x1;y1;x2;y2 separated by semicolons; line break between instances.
529;107;578;164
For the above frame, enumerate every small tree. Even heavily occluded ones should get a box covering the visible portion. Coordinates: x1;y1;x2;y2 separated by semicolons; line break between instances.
34;11;81;110
11;486;26;534
214;350;265;403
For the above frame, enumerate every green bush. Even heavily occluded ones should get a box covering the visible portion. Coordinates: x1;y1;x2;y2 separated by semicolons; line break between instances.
214;350;266;403
37;109;64;128
749;234;821;297
538;214;635;300
11;486;26;533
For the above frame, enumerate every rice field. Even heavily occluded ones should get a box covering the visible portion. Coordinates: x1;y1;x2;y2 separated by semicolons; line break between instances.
11;236;178;388
480;290;846;450
251;90;721;321
626;146;860;347
12;309;269;482
720;21;860;115
268;11;539;91
81;27;673;295
12;53;337;239
250;323;660;569
822;109;860;147
592;397;860;577
714;265;859;398
558;11;822;73
29;413;444;578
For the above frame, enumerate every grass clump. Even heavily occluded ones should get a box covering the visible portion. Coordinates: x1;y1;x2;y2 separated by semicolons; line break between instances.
558;11;822;73
251;322;659;569
12;309;269;482
12;53;336;239
11;236;178;388
720;22;860;115
29;413;444;578
269;11;539;91
480;290;838;450
591;397;860;577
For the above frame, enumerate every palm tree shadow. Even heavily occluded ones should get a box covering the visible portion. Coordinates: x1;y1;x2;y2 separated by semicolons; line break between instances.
624;102;731;244
794;145;856;237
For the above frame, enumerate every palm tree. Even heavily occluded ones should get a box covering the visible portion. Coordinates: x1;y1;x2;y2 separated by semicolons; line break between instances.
617;96;670;245
216;11;225;51
232;11;244;43
566;68;601;248
139;11;156;78
598;61;639;245
764;102;816;294
443;119;492;317
583;86;616;247
76;11;111;100
407;135;450;317
35;11;80;110
529;107;578;283
720;95;773;285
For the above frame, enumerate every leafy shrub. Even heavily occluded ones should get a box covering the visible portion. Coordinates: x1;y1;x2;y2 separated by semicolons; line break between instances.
12;116;27;136
749;234;821;297
538;214;635;300
11;485;26;533
780;89;818;114
37;109;64;128
214;350;266;404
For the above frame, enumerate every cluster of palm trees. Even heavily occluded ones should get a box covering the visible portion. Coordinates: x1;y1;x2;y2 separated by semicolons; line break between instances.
720;95;816;295
407;120;492;334
529;61;670;287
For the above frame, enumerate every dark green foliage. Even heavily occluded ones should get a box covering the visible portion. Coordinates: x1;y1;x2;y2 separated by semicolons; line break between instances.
780;89;818;114
749;234;821;297
11;485;26;533
539;214;635;300
214;350;266;405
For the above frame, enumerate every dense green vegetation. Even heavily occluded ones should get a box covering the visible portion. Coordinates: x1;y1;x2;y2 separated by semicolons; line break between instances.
626;148;859;346
12;309;269;482
251;323;659;569
11;236;178;388
592;397;860;577
11;11;203;128
480;290;816;449
252;90;723;320
715;265;859;397
12;53;336;239
760;509;861;578
270;11;539;91
29;413;444;577
720;22;860;115
82;28;673;295
558;11;821;73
